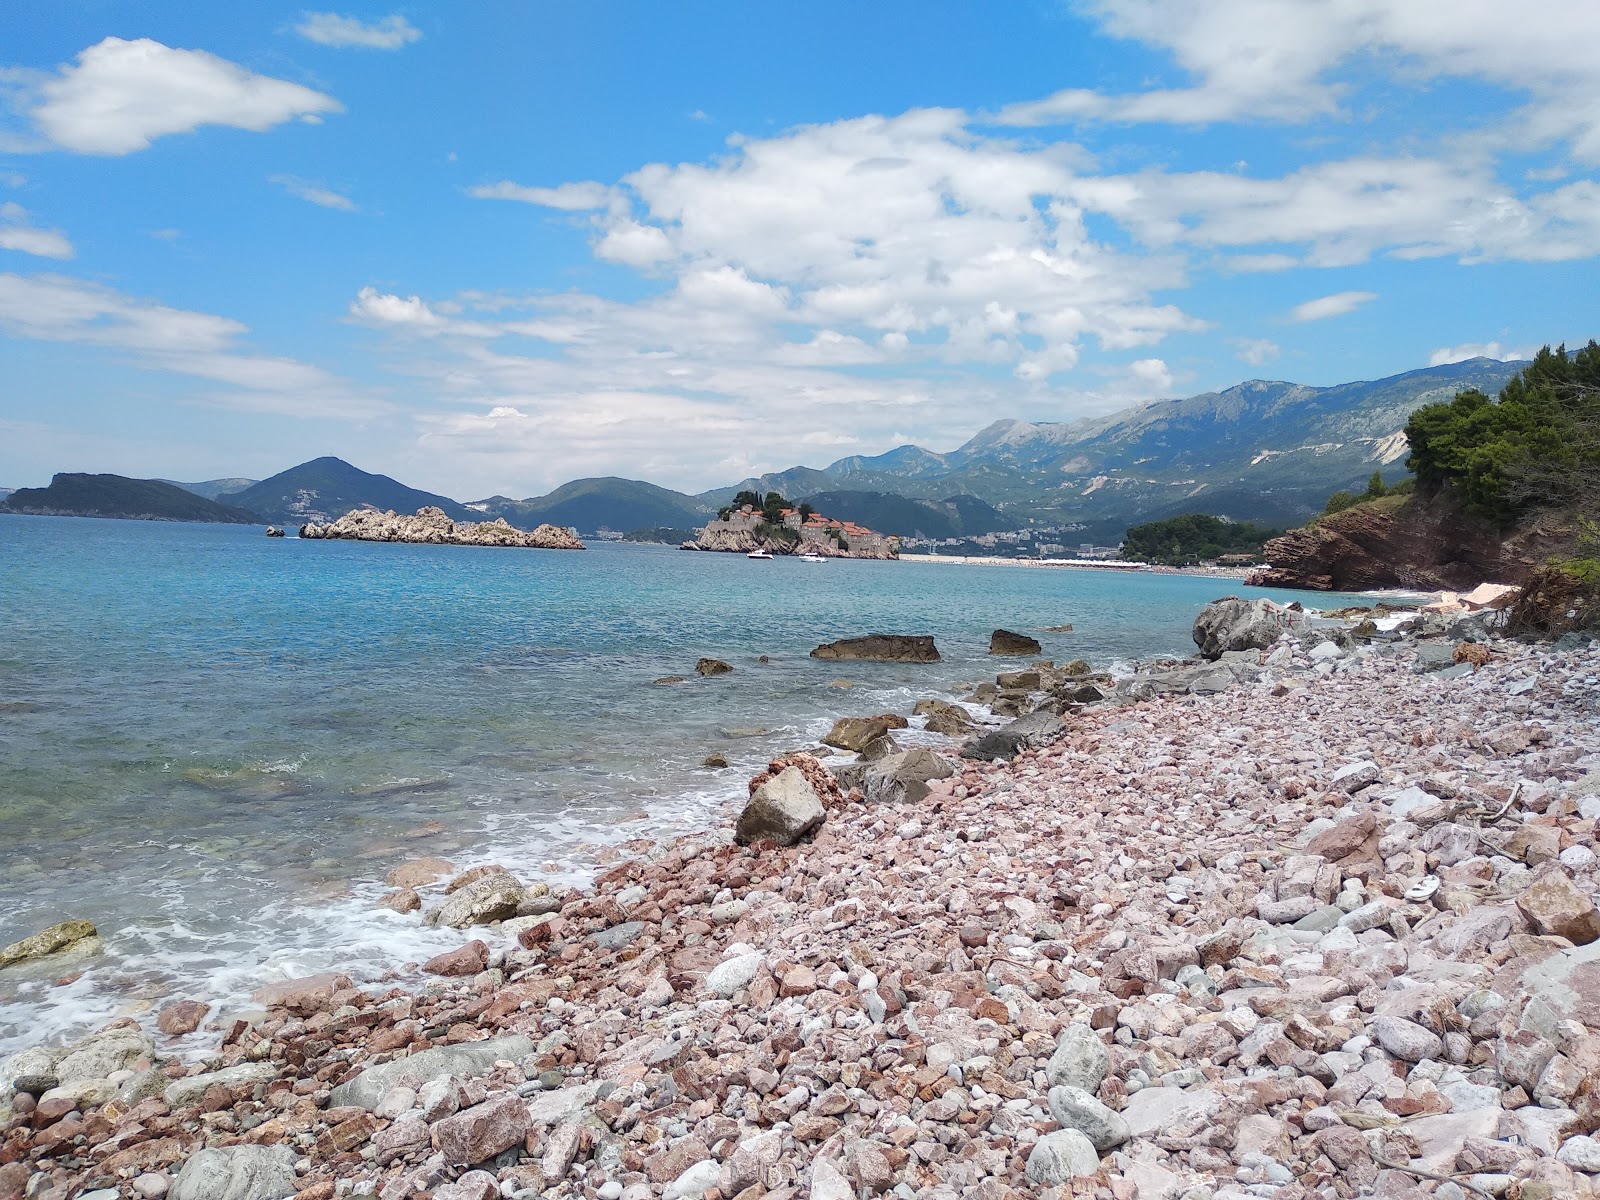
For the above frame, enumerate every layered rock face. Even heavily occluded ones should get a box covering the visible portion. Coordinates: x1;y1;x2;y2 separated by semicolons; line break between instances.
299;507;584;550
1250;493;1567;592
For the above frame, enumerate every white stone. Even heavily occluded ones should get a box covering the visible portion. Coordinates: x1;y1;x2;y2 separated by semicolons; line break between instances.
1558;1135;1600;1173
1026;1129;1100;1184
663;1159;721;1199
705;952;764;999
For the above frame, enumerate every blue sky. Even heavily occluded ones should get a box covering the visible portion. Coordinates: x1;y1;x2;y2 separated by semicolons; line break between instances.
2;2;1597;499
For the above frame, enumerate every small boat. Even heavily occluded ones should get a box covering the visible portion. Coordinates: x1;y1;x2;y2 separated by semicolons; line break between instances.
747;548;774;560
798;553;828;563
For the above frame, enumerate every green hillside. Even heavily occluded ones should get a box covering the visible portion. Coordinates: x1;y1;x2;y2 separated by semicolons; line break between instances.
474;476;712;534
0;474;263;524
163;476;259;501
797;490;1010;539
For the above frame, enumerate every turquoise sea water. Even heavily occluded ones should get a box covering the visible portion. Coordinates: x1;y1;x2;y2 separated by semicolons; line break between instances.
0;515;1361;1055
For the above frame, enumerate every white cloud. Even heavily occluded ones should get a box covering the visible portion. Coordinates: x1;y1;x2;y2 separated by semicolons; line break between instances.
1127;357;1174;394
271;174;357;211
0;202;72;259
999;2;1600;162
294;13;421;50
0;272;385;418
25;37;341;155
1427;341;1534;366
1232;337;1279;366
1069;158;1600;266
467;180;614;210
1288;291;1377;322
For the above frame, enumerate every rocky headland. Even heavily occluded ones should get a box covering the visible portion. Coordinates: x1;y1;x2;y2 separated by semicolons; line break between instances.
299;508;585;550
1247;493;1571;594
6;599;1600;1200
683;507;897;559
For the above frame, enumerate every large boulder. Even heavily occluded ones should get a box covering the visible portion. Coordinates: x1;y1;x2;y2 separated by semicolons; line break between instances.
170;1145;296;1200
735;766;825;846
822;714;904;751
1192;596;1300;660
961;712;1063;761
863;748;955;805
424;873;524;929
810;635;940;663
0;919;99;969
990;629;1042;656
914;698;975;734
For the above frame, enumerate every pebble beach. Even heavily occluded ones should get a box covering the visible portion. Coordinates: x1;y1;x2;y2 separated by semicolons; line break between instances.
5;605;1600;1200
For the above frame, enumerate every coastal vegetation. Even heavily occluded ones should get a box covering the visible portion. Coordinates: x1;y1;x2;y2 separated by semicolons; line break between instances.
1404;341;1600;527
0;473;263;524
1120;513;1283;566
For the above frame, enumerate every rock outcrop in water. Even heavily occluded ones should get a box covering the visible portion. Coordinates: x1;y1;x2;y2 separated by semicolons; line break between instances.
810;634;941;662
0;919;98;970
299;506;584;549
683;504;898;558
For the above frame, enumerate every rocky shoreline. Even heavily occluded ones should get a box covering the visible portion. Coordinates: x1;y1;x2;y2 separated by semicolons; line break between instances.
299;508;585;550
5;601;1600;1200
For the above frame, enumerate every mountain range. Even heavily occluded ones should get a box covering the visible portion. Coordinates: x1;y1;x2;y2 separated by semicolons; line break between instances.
4;358;1529;538
0;474;262;524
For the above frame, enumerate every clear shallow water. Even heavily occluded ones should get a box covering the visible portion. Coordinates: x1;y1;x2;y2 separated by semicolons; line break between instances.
0;515;1358;1056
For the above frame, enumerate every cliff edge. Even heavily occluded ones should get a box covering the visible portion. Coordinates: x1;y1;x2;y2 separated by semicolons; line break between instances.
1248;490;1568;591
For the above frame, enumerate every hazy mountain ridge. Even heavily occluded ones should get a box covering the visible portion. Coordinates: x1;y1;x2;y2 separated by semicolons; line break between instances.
706;358;1527;527
163;477;260;501
471;477;713;533
0;474;263;524
12;359;1530;536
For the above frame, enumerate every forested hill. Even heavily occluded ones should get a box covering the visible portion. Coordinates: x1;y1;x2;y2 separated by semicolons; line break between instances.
0;474;264;523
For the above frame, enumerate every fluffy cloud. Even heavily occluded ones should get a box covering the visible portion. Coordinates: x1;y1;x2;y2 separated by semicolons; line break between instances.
0;272;385;418
1288;291;1377;322
294;13;422;50
271;174;357;211
0;202;72;259
1428;341;1535;366
25;37;341;154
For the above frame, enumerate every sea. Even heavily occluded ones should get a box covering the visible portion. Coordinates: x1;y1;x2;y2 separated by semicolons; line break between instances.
0;515;1364;1058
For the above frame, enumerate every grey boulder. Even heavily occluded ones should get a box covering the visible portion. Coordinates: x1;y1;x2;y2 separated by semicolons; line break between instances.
1026;1129;1101;1184
735;766;825;846
1047;1023;1109;1092
329;1034;535;1109
863;748;954;805
170;1145;296;1200
424;873;524;929
1047;1085;1130;1151
961;712;1062;761
1193;596;1298;660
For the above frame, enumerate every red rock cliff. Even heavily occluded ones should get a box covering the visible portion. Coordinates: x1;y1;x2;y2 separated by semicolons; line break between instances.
1249;490;1570;591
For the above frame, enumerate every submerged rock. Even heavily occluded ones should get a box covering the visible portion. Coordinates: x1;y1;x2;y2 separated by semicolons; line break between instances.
0;918;98;970
424;874;524;929
809;635;940;662
989;628;1043;656
694;658;732;676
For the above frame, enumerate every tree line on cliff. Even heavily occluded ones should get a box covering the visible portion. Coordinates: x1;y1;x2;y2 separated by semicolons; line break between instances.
1404;341;1600;527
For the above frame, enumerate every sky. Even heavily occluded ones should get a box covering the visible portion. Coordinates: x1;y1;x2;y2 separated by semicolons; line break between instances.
1;2;1597;500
